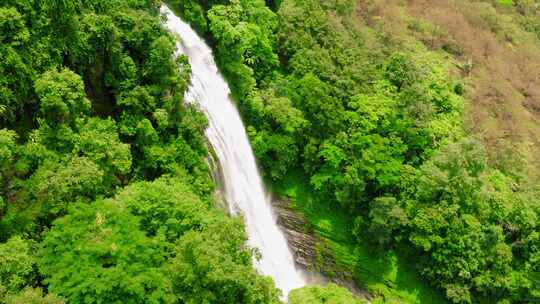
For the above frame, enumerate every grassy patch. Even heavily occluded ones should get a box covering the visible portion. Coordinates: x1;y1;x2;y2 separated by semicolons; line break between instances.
270;169;448;304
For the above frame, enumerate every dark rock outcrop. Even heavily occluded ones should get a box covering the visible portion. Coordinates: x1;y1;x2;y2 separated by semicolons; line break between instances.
271;198;372;300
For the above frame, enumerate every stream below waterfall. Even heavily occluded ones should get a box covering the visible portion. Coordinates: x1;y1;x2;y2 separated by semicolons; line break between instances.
161;5;308;298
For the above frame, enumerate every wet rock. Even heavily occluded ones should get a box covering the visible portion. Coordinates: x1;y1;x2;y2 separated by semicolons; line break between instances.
271;197;372;300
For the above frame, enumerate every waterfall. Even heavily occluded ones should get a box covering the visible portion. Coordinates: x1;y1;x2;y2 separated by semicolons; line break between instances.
161;5;307;298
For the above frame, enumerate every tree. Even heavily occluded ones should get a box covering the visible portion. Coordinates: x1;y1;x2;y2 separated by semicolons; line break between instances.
0;6;31;124
0;129;17;169
2;287;64;304
39;176;281;304
73;117;131;186
366;197;408;247
42;0;82;48
0;7;30;46
207;0;279;83
115;176;211;241
399;139;518;302
0;129;17;192
384;53;418;91
38;199;174;304
250;129;300;179
143;36;177;88
34;69;91;127
0;236;36;294
26;156;104;219
117;86;156;118
0;1;234;301
170;229;281;304
116;177;280;303
71;12;121;108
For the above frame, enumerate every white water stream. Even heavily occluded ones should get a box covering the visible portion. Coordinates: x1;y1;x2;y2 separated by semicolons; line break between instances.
161;5;307;298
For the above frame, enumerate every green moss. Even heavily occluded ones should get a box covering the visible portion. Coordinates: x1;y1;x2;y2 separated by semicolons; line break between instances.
495;0;514;7
270;169;448;304
289;283;366;304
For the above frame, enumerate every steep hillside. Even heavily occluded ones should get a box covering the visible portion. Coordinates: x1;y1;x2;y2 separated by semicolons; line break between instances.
365;0;540;187
170;0;540;303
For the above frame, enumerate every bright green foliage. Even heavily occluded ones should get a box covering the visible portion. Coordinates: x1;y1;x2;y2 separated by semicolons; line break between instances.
73;117;132;186
169;0;540;303
34;69;91;127
496;0;514;6
170;227;281;303
112;177;280;303
0;8;29;46
0;1;269;301
288;284;365;304
2;288;64;304
0;236;36;294
39;199;174;304
39;177;280;304
2;0;538;302
0;129;17;191
25;157;104;218
1;117;132;232
115;176;212;241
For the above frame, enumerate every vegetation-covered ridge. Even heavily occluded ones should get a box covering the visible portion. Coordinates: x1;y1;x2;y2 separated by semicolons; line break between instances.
169;0;540;303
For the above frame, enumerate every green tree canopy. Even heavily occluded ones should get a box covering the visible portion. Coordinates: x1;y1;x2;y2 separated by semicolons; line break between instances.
0;236;36;295
34;69;91;127
38;199;175;304
288;284;365;304
38;176;281;304
2;288;64;304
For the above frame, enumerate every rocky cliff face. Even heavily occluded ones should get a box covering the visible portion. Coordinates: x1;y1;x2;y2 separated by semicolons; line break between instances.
271;198;372;300
209;153;370;299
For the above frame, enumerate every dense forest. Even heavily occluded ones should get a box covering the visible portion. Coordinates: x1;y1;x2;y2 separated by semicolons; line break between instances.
169;0;540;303
1;0;539;303
0;0;283;303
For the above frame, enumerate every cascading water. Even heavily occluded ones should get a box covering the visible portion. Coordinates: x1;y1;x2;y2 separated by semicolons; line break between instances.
161;5;307;298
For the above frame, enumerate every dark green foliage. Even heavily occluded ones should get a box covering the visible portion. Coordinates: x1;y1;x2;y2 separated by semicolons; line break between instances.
364;197;408;247
396;139;540;303
0;7;33;125
0;0;212;238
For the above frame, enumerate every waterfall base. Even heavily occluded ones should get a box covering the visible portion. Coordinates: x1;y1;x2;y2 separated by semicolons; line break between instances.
271;197;372;301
